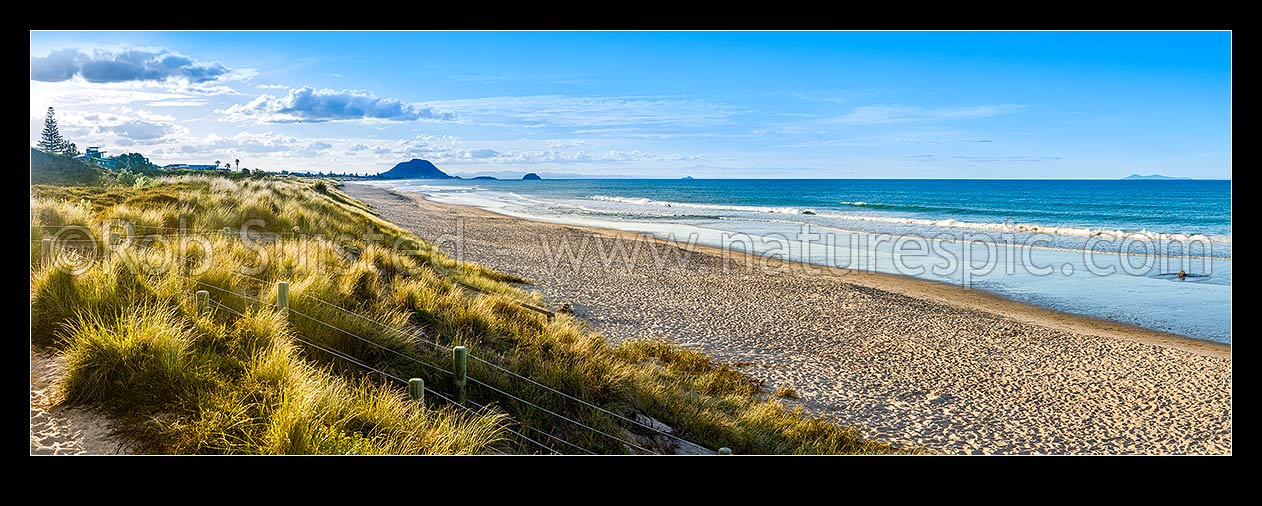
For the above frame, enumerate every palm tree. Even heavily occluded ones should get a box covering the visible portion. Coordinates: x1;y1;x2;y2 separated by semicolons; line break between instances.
214;160;221;170
235;158;240;171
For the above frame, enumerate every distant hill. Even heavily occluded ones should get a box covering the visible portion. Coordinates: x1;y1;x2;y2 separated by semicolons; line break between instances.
1122;174;1193;180
522;173;542;180
377;159;454;179
468;176;498;180
30;148;108;186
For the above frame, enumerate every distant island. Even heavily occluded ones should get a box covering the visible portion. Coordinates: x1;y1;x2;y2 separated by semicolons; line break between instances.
468;176;498;180
1122;174;1193;180
376;159;454;179
681;176;695;180
522;173;542;180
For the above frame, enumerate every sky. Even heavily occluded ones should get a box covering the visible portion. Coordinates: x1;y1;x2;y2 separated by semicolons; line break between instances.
29;31;1231;179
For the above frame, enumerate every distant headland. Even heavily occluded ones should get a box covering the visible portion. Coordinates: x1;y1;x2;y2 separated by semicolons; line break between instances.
1121;174;1193;180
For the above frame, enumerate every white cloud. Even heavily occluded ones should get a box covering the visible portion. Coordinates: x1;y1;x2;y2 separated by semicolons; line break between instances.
199;132;304;154
544;139;587;149
31;46;235;85
146;132;326;165
338;134;691;166
833;104;1025;125
146;99;208;107
953;155;1062;163
220;86;456;123
30;79;207;117
56;108;186;144
574;128;743;140
425;95;744;128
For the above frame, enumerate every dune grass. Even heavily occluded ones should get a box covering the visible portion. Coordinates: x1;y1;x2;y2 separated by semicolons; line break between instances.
30;174;898;454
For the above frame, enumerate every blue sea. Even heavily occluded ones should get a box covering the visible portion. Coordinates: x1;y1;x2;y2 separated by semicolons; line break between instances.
372;179;1232;343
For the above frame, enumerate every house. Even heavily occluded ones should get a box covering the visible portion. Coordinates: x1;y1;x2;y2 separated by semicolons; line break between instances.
162;163;225;171
75;146;116;169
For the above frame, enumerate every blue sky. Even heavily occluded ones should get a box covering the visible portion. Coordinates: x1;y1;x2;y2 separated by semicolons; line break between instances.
29;31;1231;178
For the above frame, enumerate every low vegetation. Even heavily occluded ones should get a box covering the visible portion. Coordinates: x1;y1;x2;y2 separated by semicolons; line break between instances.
30;174;896;454
775;384;800;400
30;148;108;186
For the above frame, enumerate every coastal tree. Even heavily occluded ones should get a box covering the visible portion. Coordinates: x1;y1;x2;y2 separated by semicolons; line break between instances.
114;153;151;172
214;160;221;170
235;158;240;171
37;107;67;155
62;142;80;158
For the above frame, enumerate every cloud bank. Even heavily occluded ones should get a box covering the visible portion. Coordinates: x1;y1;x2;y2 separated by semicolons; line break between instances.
55;109;185;144
221;86;455;123
338;133;691;166
31;47;232;84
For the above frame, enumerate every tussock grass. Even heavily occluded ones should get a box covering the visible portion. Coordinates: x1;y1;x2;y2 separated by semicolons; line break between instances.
61;303;209;408
31;174;899;454
775;384;800;399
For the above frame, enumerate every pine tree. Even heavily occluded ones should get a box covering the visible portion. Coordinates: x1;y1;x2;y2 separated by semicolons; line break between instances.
37;107;67;154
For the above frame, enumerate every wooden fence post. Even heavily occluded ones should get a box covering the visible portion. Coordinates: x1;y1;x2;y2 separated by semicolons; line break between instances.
196;290;209;316
408;378;425;403
277;281;289;314
178;222;191;285
453;346;468;406
41;238;52;269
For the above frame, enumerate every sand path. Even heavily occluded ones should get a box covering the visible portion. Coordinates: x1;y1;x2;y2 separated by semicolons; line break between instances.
30;349;134;455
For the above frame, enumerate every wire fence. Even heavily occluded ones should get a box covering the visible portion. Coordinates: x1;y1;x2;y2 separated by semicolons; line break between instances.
202;293;554;455
36;225;719;455
189;276;610;454
268;273;706;452
278;297;650;454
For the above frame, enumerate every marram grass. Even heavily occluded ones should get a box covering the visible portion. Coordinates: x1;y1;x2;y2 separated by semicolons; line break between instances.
30;174;901;454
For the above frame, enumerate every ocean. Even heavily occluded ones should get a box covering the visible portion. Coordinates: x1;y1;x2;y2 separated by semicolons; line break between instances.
371;178;1232;343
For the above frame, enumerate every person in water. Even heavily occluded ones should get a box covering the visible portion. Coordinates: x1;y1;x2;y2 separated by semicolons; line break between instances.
1177;270;1187;280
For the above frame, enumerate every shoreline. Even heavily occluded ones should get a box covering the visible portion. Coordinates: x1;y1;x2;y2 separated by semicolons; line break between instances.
345;183;1232;454
376;186;1228;358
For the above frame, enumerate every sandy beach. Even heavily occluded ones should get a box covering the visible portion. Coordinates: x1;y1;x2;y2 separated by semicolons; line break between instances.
345;183;1231;454
30;349;134;455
